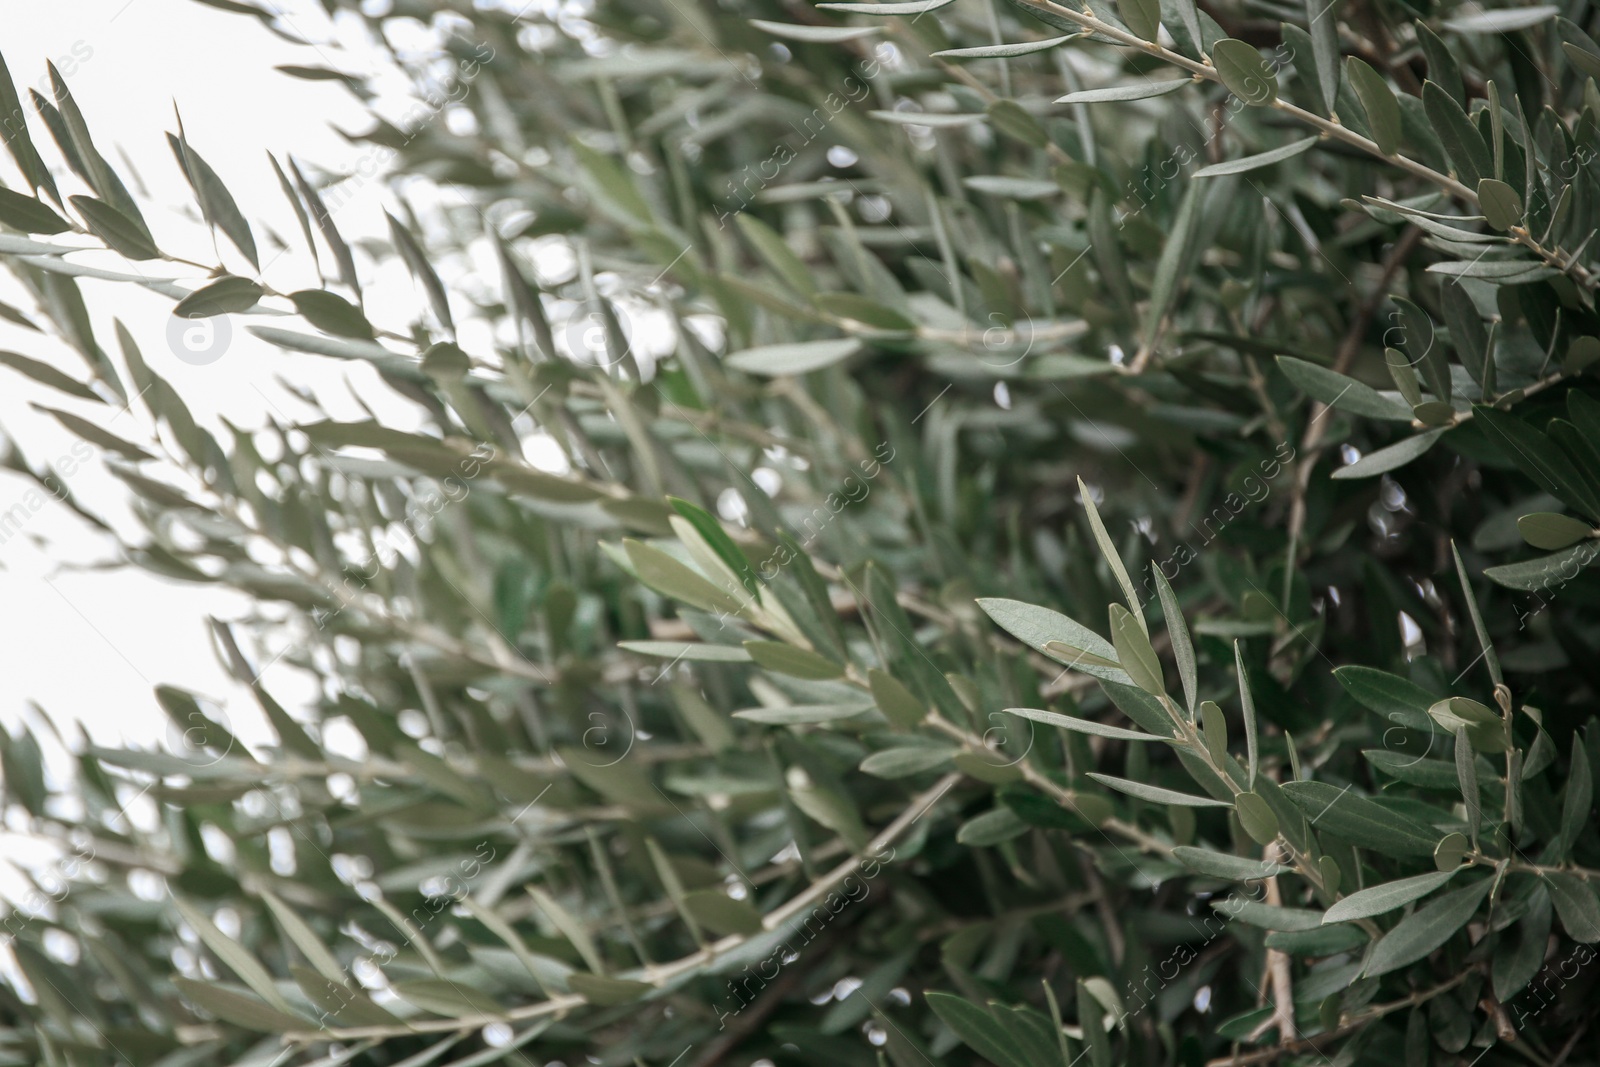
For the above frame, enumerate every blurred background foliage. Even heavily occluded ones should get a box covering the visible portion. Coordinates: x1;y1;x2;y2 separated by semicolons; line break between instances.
0;0;1598;1063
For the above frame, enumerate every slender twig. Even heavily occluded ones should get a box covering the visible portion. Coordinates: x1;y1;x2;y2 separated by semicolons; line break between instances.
280;773;963;1043
1202;970;1473;1067
1285;225;1422;552
1247;841;1297;1046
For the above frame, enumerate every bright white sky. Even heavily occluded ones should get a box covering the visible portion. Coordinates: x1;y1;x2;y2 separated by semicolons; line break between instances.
0;0;426;766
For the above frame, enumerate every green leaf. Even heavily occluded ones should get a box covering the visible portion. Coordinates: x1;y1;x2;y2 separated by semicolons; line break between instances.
1202;700;1229;768
527;885;606;974
33;403;154;461
1547;874;1600;942
1077;979;1112;1067
454;897;550;991
1142;181;1200;351
1441;282;1491;390
1451;540;1502;686
962;176;1059;200
985;118;1061;163
977;597;1129;685
1235;791;1279;845
817;0;956;12
1484;542;1600;591
1427;697;1505;754
1194;136;1316;177
386;210;454;333
726;338;861;376
49;64;143;226
290;290;376;340
290;965;404;1027
1212;39;1278;105
1235;641;1258;788
734;214;816;296
260;889;343;983
1151;567;1197;716
790;784;868;846
1330;429;1447;479
1363;878;1492;977
670;497;759;597
1213;896;1322;930
1304;0;1339;112
1281;780;1442;856
1386;345;1423;407
1055;80;1190;103
733;702;871;724
1427;258;1550;281
869;668;927;730
1494;887;1552;1000
173;978;308;1033
1415;22;1463;103
1517;513;1593;551
1118;0;1160;40
1110;603;1164;695
1265;925;1370;955
1005;705;1170;741
868;110;984;127
1322;870;1458;924
624;540;745;615
1455;726;1480;847
1172;845;1290;880
1042;641;1123;673
747;19;881;41
957;806;1030;846
1444;6;1557;32
391;979;504;1018
681;889;764;936
813;292;915;330
1477;178;1523;231
0;187;69;233
1086;772;1231;806
70;196;158;260
860;745;954;777
743;641;844;679
171;895;297;1013
940;36;1077;59
1477;407;1600;519
926;992;1033;1067
1558;744;1593;859
0;350;99;401
1276;355;1411;421
1422;81;1491;185
1078;480;1147;635
1347;58;1402;156
0;53;57;200
491;462;604;503
288;156;359;295
168;126;258;269
1563;40;1600;80
1393;296;1449;402
1434;830;1469;871
569;974;655;1005
172;276;263;318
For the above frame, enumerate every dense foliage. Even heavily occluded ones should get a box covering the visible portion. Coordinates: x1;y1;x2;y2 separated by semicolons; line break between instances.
1;0;1599;1063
